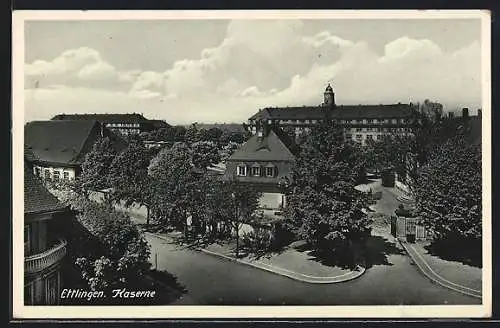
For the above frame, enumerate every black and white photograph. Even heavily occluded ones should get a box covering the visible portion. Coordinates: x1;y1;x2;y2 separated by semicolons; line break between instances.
12;10;491;319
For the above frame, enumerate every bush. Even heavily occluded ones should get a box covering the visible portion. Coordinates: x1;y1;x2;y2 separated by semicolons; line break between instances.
241;228;274;256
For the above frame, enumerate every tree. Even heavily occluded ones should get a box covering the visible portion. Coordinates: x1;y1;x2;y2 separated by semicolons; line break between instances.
283;122;372;266
148;143;202;239
184;123;199;145
108;141;156;226
66;197;151;291
415;135;481;264
191;141;221;170
80;137;118;197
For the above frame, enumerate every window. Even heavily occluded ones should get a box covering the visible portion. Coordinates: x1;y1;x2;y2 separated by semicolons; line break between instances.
44;169;51;180
392;119;397;124
356;128;362;132
237;165;247;176
24;224;30;256
367;119;373;124
376;135;381;140
367;135;373;140
363;119;368;124
356;134;362;140
34;167;41;177
251;165;261;177
63;171;70;180
53;170;60;181
266;166;275;177
346;134;352;139
373;119;378;124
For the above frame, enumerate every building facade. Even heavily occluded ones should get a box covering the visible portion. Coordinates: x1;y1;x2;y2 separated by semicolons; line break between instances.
224;125;298;210
51;113;170;136
246;84;422;146
24;162;68;305
24;120;127;181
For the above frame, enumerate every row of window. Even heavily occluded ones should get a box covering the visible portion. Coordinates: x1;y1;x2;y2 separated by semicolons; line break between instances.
352;127;412;132
110;128;142;135
251;118;418;125
237;164;276;177
34;167;71;181
106;123;141;128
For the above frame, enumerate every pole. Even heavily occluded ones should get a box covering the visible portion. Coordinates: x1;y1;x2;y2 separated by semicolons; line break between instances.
235;205;239;259
155;253;158;270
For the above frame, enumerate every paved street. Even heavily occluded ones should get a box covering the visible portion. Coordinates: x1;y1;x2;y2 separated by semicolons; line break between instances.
135;183;480;305
146;224;479;306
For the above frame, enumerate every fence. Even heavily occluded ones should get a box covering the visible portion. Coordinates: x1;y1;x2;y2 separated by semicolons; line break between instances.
390;216;428;242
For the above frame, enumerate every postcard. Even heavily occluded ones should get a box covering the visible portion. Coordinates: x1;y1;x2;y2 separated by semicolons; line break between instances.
12;9;492;319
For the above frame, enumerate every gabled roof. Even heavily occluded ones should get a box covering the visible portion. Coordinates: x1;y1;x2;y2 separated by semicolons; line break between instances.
24;162;66;215
228;127;297;162
24;120;126;166
249;104;416;121
51;113;149;123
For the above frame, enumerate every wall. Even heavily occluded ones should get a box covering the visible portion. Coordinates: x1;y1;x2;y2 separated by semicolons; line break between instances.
259;192;284;210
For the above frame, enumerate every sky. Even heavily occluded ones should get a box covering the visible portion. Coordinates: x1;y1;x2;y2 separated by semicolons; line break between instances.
23;18;482;124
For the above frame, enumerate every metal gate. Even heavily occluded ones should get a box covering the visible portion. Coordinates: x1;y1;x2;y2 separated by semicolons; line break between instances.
390;216;427;242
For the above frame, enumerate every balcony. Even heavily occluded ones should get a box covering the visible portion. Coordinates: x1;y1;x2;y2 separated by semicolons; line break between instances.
25;239;67;274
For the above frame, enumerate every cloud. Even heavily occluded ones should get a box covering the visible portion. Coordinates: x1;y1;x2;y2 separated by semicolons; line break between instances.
24;20;482;124
26;47;118;81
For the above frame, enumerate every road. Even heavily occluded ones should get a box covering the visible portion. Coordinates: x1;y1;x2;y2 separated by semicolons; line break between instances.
146;229;479;305
138;185;480;305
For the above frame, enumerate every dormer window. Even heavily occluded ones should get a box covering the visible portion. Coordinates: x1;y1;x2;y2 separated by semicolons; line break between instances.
251;164;261;177
237;165;247;177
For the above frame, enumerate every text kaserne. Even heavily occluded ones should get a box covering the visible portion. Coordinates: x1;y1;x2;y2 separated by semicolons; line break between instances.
111;288;156;298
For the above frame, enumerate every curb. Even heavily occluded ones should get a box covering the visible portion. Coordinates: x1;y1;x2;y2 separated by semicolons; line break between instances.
200;248;365;284
145;231;366;284
398;239;482;299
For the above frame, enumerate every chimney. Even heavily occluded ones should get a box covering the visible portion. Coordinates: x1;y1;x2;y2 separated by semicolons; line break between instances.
477;109;482;118
462;108;469;119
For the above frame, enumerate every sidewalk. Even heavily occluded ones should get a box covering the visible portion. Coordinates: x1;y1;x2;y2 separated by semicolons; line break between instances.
399;240;482;299
201;242;365;284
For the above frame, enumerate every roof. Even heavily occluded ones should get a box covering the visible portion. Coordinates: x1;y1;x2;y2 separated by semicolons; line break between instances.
51;113;149;123
24;120;126;166
227;127;297;162
150;120;171;129
24;162;66;215
249;104;416;121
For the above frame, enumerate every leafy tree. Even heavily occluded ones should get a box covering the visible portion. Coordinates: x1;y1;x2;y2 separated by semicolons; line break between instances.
184;123;199;145
220;141;241;162
191;141;221;169
80;137;118;196
108;141;156;226
148;143;202;238
283;122;372;266
66;197;151;291
415;135;481;265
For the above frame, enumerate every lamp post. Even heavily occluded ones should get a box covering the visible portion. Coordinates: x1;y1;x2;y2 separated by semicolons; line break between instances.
231;192;240;258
